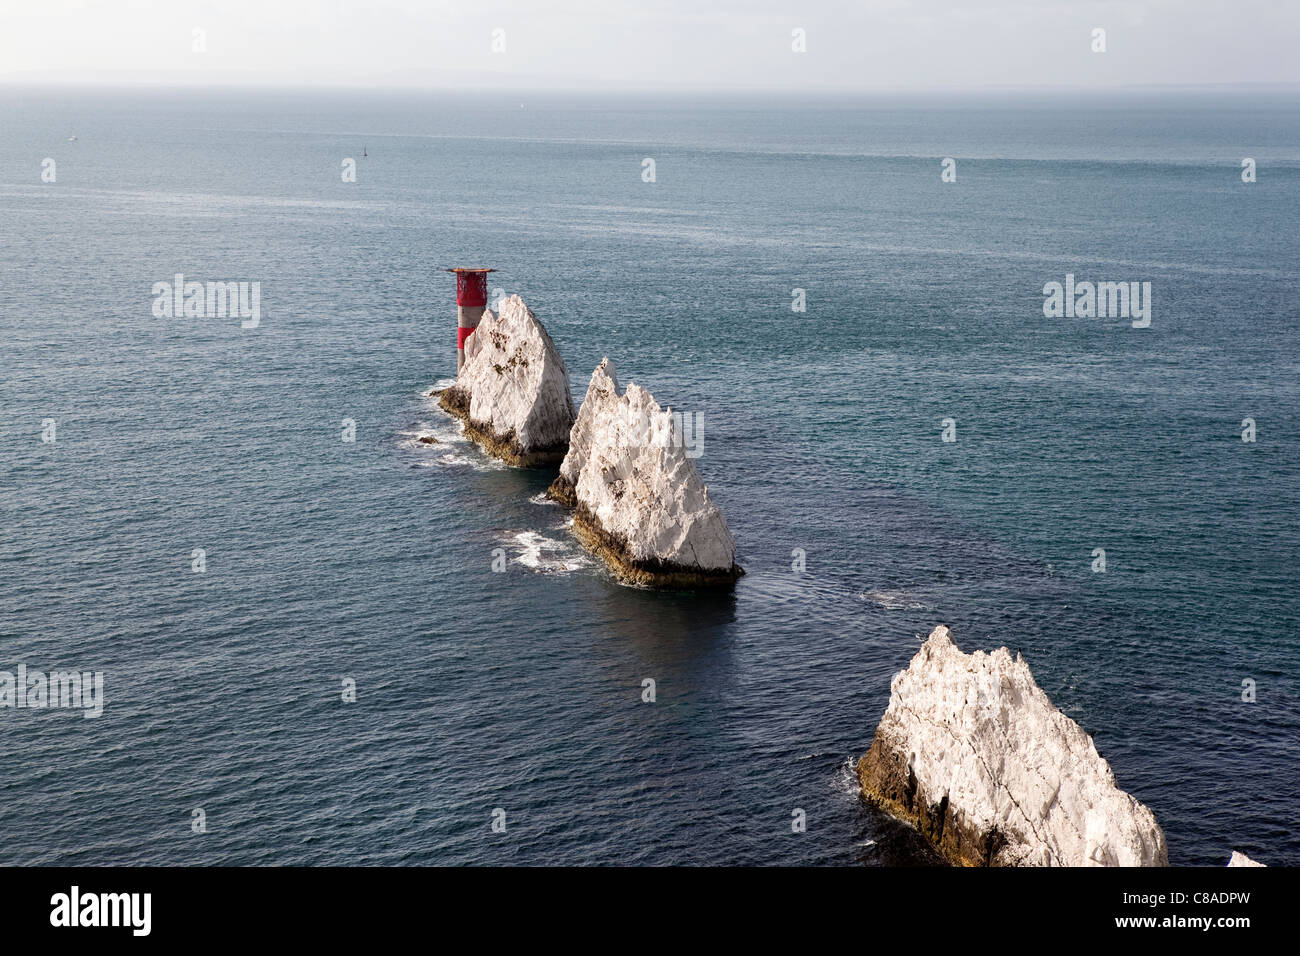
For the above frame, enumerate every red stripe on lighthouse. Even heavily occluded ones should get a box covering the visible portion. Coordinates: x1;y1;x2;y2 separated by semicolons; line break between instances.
458;326;476;348
455;271;489;307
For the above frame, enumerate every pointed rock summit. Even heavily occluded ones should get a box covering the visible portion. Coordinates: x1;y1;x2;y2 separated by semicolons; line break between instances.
857;626;1168;867
547;358;742;589
1227;850;1265;867
437;295;575;467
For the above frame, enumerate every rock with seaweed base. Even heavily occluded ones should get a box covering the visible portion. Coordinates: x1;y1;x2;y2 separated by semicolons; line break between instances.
547;358;742;589
437;295;575;467
857;625;1168;867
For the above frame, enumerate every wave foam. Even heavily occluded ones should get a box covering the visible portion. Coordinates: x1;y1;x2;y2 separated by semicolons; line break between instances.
859;589;930;611
832;757;862;799
498;530;593;574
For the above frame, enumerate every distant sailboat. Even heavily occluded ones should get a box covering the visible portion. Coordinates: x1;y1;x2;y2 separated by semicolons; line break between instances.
362;145;367;158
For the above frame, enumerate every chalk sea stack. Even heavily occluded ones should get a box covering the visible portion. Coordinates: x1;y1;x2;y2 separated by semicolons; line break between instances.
547;358;742;589
857;626;1168;867
1227;851;1265;867
437;295;576;467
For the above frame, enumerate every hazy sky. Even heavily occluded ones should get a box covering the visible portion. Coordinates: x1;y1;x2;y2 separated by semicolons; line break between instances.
2;0;1296;91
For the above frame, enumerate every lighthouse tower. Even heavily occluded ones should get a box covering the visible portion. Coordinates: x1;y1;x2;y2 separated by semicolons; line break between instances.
445;267;496;373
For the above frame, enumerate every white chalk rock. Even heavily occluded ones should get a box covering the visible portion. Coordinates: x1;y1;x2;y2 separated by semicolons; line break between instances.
549;358;740;586
857;626;1168;867
1227;850;1265;867
439;295;575;466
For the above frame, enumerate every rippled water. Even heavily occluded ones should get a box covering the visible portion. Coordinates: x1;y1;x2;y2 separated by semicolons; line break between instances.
1;88;1297;865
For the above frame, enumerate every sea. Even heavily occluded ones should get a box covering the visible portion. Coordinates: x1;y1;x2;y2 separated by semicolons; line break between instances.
1;87;1297;865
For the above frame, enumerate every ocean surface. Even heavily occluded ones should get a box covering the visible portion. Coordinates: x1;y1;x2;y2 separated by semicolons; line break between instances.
1;88;1297;866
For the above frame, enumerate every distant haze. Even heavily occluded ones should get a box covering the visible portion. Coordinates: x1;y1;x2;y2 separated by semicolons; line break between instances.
1;0;1296;91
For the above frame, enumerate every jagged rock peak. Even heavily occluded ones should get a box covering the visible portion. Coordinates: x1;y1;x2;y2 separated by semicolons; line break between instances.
437;294;575;467
1227;850;1265;867
857;625;1168;867
547;358;742;589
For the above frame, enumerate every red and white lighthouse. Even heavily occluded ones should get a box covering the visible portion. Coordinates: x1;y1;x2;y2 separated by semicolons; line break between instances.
445;267;496;372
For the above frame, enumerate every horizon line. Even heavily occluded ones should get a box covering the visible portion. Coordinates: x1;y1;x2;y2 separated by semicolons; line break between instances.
4;78;1300;97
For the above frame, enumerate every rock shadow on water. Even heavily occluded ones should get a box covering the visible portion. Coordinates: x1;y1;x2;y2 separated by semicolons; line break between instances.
573;576;740;676
853;808;950;867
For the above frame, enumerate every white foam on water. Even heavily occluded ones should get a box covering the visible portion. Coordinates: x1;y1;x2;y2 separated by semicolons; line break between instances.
529;492;561;507
499;530;593;574
399;393;506;471
859;589;929;611
398;417;468;447
397;429;447;450
418;451;504;472
832;757;862;800
400;435;505;471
